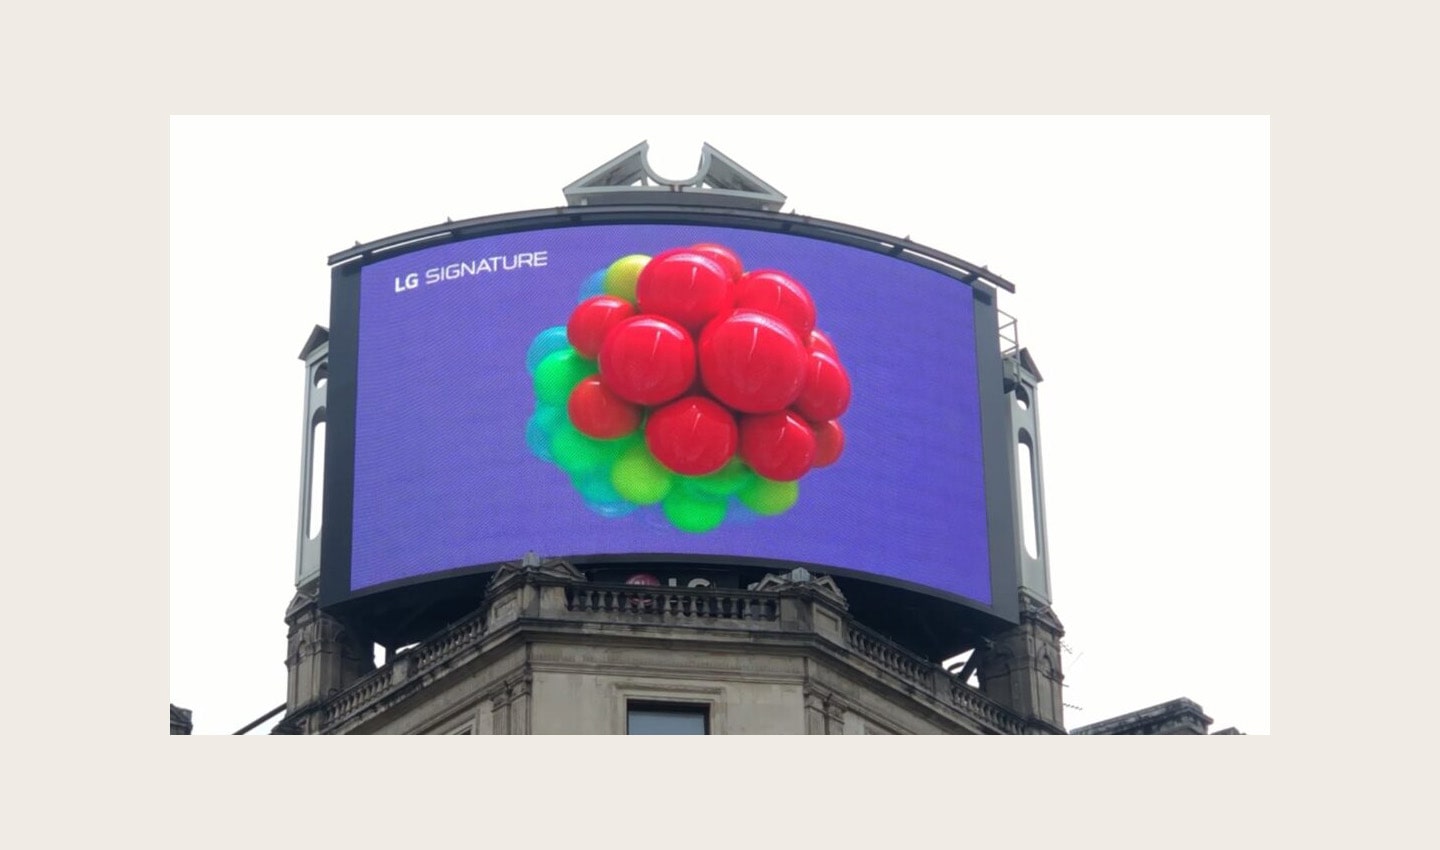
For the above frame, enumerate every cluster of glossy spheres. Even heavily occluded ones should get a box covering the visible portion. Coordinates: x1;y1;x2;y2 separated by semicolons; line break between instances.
525;243;851;533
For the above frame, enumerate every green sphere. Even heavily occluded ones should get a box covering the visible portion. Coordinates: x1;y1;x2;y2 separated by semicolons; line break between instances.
737;476;799;516
602;254;650;304
682;459;756;498
533;348;597;408
550;422;613;475
611;442;674;505
662;488;728;534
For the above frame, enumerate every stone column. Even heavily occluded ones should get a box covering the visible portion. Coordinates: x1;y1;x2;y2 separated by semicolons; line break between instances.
508;673;533;735
803;692;828;735
975;590;1066;733
822;694;849;735
280;591;374;733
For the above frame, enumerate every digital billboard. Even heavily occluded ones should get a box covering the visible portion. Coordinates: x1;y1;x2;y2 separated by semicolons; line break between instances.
321;213;1018;623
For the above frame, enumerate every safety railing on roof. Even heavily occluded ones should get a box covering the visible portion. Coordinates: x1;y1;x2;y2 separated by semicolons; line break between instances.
998;309;1019;357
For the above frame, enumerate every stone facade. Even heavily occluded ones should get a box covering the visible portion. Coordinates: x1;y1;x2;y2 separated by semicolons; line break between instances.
277;558;1057;735
1070;697;1215;735
975;589;1067;733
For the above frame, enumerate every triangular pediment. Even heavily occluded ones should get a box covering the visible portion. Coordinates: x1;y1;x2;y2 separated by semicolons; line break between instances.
297;325;329;361
1017;347;1044;382
749;567;848;607
487;554;587;593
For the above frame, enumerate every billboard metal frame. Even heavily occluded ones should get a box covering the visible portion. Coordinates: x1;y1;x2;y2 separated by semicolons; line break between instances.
319;205;1021;643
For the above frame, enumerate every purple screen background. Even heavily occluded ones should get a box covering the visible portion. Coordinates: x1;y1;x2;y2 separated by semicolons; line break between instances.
352;224;992;604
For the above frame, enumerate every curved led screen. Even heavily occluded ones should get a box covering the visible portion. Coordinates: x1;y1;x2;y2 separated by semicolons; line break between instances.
322;216;1017;620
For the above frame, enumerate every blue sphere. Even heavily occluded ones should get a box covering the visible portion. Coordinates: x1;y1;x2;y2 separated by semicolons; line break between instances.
525;326;571;375
525;405;565;461
574;472;637;517
578;269;607;302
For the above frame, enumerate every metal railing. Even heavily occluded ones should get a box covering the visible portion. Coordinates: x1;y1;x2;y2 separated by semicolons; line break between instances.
998;309;1019;357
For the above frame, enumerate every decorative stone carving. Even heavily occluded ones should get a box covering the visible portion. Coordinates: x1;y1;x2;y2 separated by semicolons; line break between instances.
749;567;848;608
974;589;1066;733
282;589;375;730
487;555;587;595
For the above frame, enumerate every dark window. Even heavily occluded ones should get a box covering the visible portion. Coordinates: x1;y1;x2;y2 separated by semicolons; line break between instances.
626;701;709;735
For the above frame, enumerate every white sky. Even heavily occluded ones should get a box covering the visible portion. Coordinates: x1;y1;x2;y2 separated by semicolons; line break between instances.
170;115;1268;735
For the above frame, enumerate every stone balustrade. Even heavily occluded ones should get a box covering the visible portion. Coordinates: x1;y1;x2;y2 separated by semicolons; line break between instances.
949;678;1027;735
846;622;933;688
320;607;489;730
564;584;779;621
415;612;487;673
315;565;1030;735
322;665;394;727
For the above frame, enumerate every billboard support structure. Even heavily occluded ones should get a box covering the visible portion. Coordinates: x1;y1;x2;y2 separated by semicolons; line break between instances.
295;326;329;591
1006;346;1053;604
562;141;787;211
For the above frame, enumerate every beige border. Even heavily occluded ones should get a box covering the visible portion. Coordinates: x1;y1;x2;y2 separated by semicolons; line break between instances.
20;0;1430;842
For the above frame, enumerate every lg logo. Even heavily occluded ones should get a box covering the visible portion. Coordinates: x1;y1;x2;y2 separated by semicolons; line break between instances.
626;573;713;588
393;273;420;293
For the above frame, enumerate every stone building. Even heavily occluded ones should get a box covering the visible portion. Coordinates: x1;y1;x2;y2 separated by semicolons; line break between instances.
241;144;1229;737
1071;698;1240;736
277;556;1067;735
276;332;1068;735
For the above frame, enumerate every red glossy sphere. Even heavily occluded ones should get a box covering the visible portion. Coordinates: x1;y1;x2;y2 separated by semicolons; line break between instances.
567;295;636;359
567;375;642;439
811;419;845;468
808;329;839;359
644;396;739;476
597;315;696;406
738;411;816;482
688;243;744;281
636;252;734;333
640;246;688;271
698;310;809;414
792;351;852;422
685;371;713;400
733;270;817;339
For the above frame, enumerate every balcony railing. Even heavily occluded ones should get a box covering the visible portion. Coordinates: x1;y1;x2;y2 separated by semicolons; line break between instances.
565;584;779;621
846;622;934;689
415;611;487;673
322;665;394;728
317;572;1030;735
320;606;489;729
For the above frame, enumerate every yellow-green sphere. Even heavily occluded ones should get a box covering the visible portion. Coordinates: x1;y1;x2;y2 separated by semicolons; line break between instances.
602;254;650;304
737;476;799;516
611;441;674;505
